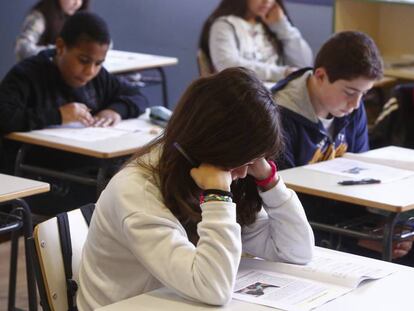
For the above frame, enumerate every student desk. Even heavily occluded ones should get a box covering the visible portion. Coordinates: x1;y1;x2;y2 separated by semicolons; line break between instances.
95;247;414;311
0;174;50;203
278;166;414;261
104;50;178;108
5;115;159;196
334;0;414;80
0;174;49;311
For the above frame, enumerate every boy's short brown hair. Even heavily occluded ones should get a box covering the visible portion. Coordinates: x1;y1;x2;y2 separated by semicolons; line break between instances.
314;31;383;83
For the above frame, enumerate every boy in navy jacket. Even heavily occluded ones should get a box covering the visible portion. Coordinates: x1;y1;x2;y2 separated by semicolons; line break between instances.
0;12;147;134
273;31;381;169
272;32;412;259
0;12;148;213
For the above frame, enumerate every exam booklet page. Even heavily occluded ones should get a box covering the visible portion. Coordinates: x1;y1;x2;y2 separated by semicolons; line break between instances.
343;146;414;171
233;252;395;311
303;158;414;183
35;109;161;142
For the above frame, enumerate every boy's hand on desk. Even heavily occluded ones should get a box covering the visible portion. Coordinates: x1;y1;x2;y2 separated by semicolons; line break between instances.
59;103;94;126
93;109;121;127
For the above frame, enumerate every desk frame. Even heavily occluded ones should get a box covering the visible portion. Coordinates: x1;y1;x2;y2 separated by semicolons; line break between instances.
14;144;121;198
139;67;169;108
6;121;157;199
279;167;414;262
0;175;49;311
4;199;37;311
105;50;178;108
308;213;401;261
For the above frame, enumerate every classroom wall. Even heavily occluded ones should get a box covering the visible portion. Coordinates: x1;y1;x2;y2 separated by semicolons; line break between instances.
0;0;332;108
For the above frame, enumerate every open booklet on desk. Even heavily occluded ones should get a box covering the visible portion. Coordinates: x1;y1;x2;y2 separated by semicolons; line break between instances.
342;146;414;171
303;156;414;184
234;250;395;311
33;109;162;142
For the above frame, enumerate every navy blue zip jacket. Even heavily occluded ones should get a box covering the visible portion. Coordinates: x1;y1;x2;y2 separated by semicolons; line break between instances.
0;49;148;134
272;68;369;170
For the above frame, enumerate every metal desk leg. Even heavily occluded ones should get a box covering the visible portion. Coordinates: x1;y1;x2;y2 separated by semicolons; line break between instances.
156;67;169;108
15;144;30;177
96;160;110;198
382;212;400;261
12;199;37;311
7;229;19;311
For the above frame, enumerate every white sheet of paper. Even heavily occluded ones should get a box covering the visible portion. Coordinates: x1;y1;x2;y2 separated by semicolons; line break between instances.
113;118;161;133
39;109;161;142
343;146;414;171
33;127;128;142
274;254;395;288
304;158;414;183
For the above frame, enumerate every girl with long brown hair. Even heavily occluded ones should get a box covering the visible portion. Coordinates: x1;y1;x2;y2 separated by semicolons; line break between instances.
78;67;314;310
199;0;312;82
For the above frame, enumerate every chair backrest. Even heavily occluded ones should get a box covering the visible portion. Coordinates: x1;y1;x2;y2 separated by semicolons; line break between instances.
196;49;215;77
370;83;414;149
31;204;94;311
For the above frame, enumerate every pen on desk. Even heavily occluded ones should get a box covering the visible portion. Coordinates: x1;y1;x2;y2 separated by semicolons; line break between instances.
173;142;199;167
337;178;381;186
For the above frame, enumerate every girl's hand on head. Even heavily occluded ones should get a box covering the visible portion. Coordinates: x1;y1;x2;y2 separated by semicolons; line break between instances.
59;102;94;126
93;109;122;127
263;2;285;25
190;164;232;191
247;158;273;180
248;158;278;191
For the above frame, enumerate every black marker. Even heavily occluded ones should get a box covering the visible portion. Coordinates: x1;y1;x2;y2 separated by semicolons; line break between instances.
337;178;381;186
173;142;199;167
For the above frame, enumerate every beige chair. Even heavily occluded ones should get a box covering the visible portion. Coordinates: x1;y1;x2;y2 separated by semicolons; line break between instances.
196;50;215;77
29;204;94;311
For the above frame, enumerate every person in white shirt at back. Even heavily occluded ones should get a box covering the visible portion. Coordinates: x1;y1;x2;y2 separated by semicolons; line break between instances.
199;0;313;82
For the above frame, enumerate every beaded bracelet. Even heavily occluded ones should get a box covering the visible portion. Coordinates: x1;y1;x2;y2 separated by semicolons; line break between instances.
202;193;233;203
203;189;233;198
200;189;233;204
254;160;277;187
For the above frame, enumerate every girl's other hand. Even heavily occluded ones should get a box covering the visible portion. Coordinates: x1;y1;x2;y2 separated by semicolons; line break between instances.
248;158;278;191
190;164;232;191
247;158;272;180
263;2;285;25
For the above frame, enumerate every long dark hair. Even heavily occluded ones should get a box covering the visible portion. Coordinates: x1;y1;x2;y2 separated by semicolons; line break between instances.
131;67;284;239
199;0;291;63
32;0;90;45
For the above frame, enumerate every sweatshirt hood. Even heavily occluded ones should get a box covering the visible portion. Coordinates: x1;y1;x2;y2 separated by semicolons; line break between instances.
273;69;320;124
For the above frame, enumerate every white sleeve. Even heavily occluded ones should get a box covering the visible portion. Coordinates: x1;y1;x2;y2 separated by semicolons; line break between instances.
15;11;49;61
241;176;315;264
269;16;313;68
122;192;242;306
209;19;287;81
